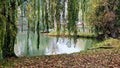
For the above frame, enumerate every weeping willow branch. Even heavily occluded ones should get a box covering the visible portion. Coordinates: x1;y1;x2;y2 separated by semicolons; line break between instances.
68;0;79;36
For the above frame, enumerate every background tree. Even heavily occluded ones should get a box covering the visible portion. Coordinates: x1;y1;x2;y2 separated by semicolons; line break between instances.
89;0;119;38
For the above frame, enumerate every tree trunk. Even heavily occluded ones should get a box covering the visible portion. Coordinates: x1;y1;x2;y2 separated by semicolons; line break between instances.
2;1;17;58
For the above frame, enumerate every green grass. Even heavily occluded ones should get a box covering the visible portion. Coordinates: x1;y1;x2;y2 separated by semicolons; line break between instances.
91;38;120;49
48;30;97;38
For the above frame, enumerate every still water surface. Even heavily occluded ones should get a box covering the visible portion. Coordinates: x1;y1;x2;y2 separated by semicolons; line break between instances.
14;32;98;57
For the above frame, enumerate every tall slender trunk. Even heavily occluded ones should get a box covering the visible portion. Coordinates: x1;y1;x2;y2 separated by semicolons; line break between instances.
21;5;24;32
27;20;30;55
37;0;40;49
3;1;17;58
33;0;36;33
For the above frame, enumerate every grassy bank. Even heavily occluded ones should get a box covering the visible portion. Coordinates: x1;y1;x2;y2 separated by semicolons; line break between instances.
46;30;97;38
80;38;120;53
91;38;120;49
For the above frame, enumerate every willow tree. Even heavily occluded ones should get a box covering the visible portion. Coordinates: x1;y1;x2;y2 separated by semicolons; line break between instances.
0;14;6;59
20;2;25;32
68;0;79;36
0;0;26;58
51;0;57;31
81;0;86;32
44;0;49;32
33;0;37;33
36;0;41;49
41;0;45;32
55;0;61;35
1;0;18;58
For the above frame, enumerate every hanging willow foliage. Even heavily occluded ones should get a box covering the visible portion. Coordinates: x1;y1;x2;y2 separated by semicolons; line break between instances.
55;0;61;35
0;0;28;58
1;0;18;58
0;14;6;54
68;0;79;36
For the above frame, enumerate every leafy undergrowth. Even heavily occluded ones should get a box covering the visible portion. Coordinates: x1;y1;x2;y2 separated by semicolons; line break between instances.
91;38;120;49
0;39;120;68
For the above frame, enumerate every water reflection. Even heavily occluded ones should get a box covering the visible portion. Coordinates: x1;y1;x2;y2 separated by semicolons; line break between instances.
45;38;81;55
14;32;97;57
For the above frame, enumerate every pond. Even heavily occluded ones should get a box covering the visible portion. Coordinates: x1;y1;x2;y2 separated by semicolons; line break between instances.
14;32;98;57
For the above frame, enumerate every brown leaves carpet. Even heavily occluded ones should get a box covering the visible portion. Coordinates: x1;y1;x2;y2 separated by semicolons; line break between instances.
0;48;120;68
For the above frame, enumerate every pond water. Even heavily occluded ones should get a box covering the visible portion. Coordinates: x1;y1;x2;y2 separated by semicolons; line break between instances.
14;32;98;57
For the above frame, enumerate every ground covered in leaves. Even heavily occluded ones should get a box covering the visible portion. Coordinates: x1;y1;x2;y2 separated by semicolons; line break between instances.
0;38;120;68
0;48;120;68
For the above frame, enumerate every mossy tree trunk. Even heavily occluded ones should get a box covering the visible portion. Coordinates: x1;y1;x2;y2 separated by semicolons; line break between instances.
1;1;17;58
0;14;6;59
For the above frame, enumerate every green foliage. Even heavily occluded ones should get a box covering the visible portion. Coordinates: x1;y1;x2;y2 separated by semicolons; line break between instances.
91;38;120;49
0;0;19;58
0;14;6;51
116;1;120;26
88;0;119;38
78;32;97;37
68;0;79;35
48;30;97;38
